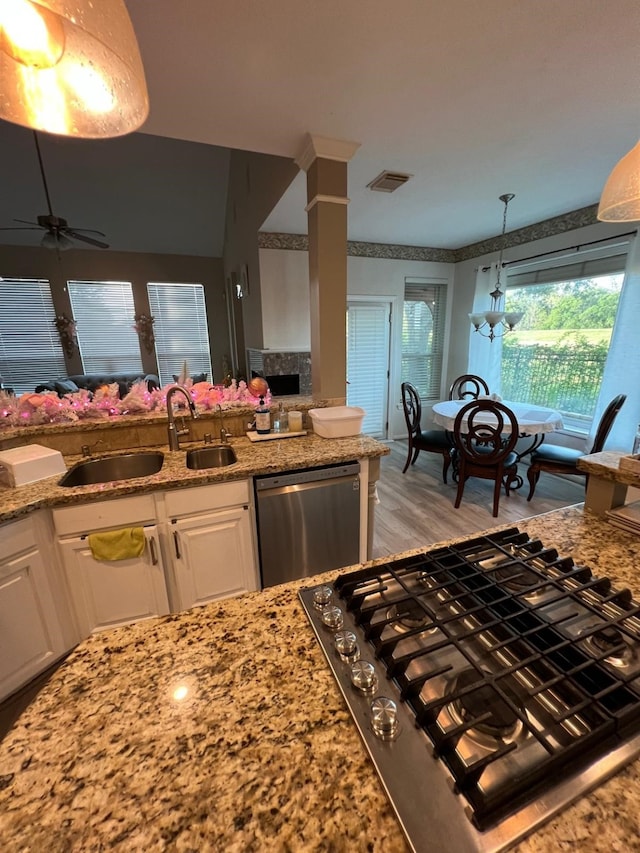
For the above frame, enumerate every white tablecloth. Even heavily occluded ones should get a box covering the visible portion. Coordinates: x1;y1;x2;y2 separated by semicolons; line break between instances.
431;399;564;435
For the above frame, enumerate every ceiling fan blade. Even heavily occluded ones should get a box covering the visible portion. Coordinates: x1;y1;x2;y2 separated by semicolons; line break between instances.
66;226;107;237
64;228;109;249
14;218;40;226
0;226;42;231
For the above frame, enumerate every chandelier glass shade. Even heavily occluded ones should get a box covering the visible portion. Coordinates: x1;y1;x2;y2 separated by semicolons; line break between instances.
597;140;640;223
469;193;523;342
0;0;149;138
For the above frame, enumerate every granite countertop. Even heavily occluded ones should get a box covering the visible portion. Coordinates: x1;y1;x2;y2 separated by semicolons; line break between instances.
2;505;640;852
0;433;389;523
578;450;640;488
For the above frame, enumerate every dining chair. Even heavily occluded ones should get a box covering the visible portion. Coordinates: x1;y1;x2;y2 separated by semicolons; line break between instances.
448;374;490;400
452;399;520;517
401;382;453;482
526;393;626;501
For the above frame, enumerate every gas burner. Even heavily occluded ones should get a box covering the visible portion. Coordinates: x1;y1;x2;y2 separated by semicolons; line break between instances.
491;566;543;599
387;598;435;633
447;668;527;746
585;625;637;668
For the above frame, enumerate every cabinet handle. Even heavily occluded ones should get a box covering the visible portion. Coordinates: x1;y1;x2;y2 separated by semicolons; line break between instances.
173;531;181;560
149;536;158;565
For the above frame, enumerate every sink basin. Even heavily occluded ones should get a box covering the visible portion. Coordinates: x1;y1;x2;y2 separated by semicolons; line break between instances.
186;445;237;470
59;452;165;487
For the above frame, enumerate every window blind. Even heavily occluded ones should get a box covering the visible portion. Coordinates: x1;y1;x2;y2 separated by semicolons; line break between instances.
346;302;390;436
507;252;627;288
0;278;67;394
68;280;142;374
401;282;446;400
147;283;212;386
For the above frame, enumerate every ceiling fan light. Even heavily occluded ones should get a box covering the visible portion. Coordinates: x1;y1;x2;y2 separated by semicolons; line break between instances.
0;0;149;138
41;230;71;250
597;140;640;222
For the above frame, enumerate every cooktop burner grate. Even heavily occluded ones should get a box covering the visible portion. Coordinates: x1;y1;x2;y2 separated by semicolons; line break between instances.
300;528;640;850
321;527;640;837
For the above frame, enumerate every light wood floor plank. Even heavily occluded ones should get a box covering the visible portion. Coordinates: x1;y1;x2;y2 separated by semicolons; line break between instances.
372;440;585;559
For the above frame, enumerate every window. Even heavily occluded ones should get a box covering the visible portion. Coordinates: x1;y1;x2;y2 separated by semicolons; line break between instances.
0;278;66;394
68;280;143;374
502;255;625;431
401;280;447;400
147;283;212;386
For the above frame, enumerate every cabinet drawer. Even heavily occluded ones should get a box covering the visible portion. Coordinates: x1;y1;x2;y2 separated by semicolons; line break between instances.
0;516;37;562
163;480;250;518
52;494;157;537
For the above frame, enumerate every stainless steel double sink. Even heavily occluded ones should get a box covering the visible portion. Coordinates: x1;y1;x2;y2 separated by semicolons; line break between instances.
59;445;237;487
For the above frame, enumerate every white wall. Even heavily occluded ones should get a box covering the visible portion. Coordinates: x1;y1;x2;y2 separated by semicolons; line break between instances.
259;248;455;437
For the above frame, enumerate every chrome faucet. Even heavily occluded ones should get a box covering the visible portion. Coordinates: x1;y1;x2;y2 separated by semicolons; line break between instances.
81;438;105;457
216;403;232;444
166;385;198;450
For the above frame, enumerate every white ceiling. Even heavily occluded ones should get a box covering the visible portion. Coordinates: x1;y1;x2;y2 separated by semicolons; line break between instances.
1;1;639;255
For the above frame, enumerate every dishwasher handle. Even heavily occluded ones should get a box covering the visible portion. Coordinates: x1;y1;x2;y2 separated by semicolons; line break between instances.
255;461;360;492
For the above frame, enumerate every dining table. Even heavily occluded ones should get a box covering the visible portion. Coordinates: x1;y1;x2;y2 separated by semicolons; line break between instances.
431;397;564;462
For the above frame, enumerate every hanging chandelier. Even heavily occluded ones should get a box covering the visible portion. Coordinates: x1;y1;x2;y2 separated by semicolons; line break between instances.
0;0;149;138
469;193;523;342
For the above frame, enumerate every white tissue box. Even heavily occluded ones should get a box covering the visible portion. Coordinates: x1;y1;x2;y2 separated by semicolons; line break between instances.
0;444;67;487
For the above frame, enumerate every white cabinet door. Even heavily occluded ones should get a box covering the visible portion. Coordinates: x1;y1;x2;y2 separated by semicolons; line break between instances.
169;507;259;611
0;520;68;701
59;526;169;635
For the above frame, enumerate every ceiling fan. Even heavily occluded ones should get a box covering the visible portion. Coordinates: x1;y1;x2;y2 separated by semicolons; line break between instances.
0;132;109;251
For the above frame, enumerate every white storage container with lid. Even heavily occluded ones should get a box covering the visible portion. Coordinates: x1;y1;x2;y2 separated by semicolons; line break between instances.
308;406;365;438
0;444;67;487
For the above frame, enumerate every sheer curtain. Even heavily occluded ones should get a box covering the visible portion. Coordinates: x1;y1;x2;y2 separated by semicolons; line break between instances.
468;263;504;394
589;232;640;451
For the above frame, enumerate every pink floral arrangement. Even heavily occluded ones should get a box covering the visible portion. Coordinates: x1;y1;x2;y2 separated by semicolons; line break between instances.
0;379;272;431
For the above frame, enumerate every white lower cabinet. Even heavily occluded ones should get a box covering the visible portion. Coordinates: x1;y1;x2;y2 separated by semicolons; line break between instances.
53;495;169;636
0;515;71;701
57;526;169;636
52;481;259;635
160;479;260;611
168;506;257;610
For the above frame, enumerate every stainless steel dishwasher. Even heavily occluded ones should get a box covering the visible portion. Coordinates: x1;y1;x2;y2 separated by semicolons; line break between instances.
254;461;361;587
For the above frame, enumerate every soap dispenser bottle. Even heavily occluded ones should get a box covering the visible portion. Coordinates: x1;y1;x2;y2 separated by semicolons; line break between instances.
255;396;271;434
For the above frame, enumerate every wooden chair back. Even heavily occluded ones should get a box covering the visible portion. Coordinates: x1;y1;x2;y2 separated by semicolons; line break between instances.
591;394;627;453
448;374;489;400
401;381;422;438
452;400;520;516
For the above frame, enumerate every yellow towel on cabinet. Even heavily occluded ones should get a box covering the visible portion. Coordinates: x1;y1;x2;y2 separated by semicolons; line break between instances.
88;527;146;561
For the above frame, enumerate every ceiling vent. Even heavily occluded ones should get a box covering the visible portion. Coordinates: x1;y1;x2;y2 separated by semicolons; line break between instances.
367;170;412;193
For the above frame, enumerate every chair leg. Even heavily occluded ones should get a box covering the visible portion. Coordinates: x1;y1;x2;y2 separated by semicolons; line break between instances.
454;472;467;508
442;450;451;484
492;475;501;517
526;463;541;501
402;441;413;474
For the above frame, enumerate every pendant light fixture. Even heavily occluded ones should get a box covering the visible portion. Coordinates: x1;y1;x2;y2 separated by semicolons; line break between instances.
0;0;149;138
469;193;523;342
597;140;640;222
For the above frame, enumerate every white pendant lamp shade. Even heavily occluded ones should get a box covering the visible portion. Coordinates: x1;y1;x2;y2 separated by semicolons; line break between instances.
597;140;640;223
0;0;149;138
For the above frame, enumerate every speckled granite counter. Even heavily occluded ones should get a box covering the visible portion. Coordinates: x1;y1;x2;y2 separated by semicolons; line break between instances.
2;505;640;852
0;433;389;523
578;451;640;517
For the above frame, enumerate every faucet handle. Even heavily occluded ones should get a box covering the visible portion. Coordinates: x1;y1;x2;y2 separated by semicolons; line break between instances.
204;433;213;444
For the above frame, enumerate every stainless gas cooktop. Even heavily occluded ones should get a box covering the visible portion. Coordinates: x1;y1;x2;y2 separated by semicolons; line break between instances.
299;527;640;853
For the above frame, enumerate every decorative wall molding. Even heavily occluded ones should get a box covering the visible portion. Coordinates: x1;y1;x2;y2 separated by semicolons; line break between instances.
347;241;455;262
453;204;600;263
259;204;601;263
